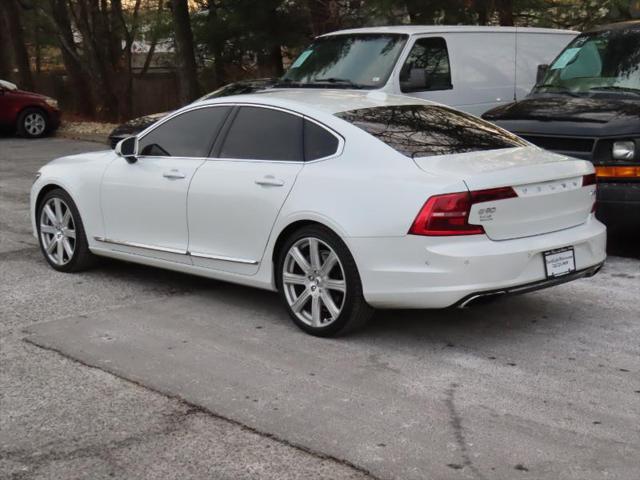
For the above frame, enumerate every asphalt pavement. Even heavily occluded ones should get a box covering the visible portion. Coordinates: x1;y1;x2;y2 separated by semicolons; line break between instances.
1;136;639;480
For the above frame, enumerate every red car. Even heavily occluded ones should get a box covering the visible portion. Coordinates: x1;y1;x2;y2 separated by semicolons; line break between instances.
0;79;61;138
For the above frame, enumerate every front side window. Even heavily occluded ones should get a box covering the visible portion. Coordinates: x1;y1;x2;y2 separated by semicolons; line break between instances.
138;106;231;157
537;26;640;97
336;105;527;158
400;37;452;93
279;34;408;89
220;107;303;161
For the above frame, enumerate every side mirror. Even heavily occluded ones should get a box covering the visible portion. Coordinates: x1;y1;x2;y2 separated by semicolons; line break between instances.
536;64;549;85
115;136;138;164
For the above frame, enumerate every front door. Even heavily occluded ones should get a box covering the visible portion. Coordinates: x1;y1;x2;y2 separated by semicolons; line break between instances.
99;106;232;263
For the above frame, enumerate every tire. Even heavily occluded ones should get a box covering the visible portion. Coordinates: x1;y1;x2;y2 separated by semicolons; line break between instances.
17;107;49;138
37;188;96;272
276;225;373;337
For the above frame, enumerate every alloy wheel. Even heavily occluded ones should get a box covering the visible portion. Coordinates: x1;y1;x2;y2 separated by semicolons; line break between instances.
282;237;346;328
39;198;76;266
24;112;46;136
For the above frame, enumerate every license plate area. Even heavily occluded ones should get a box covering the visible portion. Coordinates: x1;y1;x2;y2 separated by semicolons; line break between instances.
543;247;576;279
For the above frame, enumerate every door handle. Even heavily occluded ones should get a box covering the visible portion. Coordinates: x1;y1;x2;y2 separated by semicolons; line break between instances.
255;176;285;187
163;169;186;180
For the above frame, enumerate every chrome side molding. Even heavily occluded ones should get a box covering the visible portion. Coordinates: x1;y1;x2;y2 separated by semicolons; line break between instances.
93;236;259;265
93;236;187;255
189;251;259;265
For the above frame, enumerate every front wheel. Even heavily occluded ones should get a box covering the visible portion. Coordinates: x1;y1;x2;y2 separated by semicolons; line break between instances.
37;188;96;272
18;108;49;138
276;225;373;337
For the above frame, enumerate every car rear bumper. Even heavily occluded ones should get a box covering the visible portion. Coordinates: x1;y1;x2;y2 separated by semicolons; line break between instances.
349;216;607;309
453;262;603;307
596;180;640;226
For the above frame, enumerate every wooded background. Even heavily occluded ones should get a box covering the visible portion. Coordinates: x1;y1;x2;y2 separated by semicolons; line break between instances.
1;0;637;121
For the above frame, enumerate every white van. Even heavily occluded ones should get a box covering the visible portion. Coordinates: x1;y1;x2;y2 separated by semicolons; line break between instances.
279;26;578;116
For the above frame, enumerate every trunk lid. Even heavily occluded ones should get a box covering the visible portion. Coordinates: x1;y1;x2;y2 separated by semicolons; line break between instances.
413;147;596;240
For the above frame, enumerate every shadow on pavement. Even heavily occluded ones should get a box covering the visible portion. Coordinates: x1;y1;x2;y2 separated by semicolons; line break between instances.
606;226;639;259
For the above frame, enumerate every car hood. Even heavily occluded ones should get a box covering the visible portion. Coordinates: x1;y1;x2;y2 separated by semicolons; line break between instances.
483;95;640;124
48;150;115;167
13;89;50;101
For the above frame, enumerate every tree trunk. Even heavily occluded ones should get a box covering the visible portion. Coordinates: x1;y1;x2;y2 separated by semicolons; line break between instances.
307;0;340;36
73;0;120;120
474;0;491;25
206;0;226;87
170;0;199;104
496;0;514;26
3;0;34;89
0;6;15;80
48;0;95;117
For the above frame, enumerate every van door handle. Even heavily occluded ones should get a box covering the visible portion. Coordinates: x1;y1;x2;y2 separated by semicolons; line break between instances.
255;176;285;187
163;169;186;180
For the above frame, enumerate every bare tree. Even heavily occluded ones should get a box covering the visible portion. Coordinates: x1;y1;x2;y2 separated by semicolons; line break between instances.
43;0;96;116
170;0;199;103
1;0;34;89
0;6;15;80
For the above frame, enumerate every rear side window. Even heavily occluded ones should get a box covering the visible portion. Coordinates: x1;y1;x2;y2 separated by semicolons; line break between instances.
220;106;303;161
336;105;527;158
304;120;339;160
400;37;452;93
139;106;231;157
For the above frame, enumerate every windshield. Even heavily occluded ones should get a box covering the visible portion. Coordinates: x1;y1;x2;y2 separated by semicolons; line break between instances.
536;26;640;97
279;34;408;89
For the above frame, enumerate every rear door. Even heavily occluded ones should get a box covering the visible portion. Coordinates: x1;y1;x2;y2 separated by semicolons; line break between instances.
187;106;305;275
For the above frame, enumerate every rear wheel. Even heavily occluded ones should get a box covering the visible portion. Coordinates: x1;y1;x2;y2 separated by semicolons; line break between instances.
37;189;96;272
17;108;49;138
276;225;373;337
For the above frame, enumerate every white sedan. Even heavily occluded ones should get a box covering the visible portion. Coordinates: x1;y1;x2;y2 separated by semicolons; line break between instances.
31;90;606;336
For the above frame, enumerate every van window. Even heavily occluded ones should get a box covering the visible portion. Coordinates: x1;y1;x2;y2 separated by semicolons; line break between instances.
400;37;452;93
336;105;527;158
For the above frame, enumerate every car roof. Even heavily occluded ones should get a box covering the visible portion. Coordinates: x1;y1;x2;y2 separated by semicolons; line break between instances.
196;89;434;116
318;25;578;37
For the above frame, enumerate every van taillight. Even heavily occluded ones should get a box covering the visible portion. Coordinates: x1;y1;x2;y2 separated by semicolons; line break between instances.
408;187;517;236
409;187;518;236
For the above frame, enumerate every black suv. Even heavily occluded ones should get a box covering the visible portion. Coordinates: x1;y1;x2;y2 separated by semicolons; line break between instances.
484;21;640;228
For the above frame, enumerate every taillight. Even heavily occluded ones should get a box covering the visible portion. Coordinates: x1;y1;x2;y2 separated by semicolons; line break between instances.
470;186;518;203
408;186;517;236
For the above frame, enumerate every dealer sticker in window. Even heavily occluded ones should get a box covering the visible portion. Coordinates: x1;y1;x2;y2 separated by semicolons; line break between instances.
551;48;580;69
291;50;313;69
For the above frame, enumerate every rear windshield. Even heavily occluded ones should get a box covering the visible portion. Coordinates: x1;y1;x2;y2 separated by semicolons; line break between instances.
335;105;528;158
